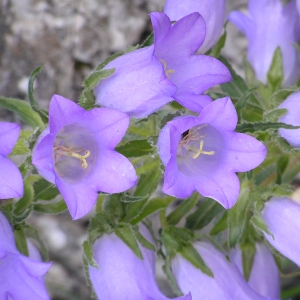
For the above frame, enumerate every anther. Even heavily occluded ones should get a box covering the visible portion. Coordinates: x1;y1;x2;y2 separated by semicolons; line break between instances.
191;140;215;159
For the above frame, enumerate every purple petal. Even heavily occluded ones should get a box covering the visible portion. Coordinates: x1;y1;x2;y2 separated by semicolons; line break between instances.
56;178;98;220
228;12;253;38
0;211;17;253
151;12;205;59
198;97;237;131
172;56;231;103
49;94;85;134
164;0;226;53
262;197;300;266
32;132;56;184
94;46;177;118
84;108;129;149
0;156;23;199
224;132;268;172
91;150;137;194
172;242;270;300
230;243;280;299
175;94;212;114
0;252;50;300
278;90;300;147
0;122;20;156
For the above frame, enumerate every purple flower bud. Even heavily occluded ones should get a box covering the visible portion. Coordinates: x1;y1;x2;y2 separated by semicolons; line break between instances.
0;122;23;199
158;97;267;208
94;46;177;118
229;0;300;86
150;12;232;112
230;243;280;299
164;0;226;53
89;227;191;300
0;211;51;299
262;197;300;266
278;90;300;147
172;242;269;300
32;95;137;220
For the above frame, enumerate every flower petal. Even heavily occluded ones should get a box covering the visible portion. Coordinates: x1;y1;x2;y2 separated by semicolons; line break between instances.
0;211;17;253
0;122;20;156
0;156;23;199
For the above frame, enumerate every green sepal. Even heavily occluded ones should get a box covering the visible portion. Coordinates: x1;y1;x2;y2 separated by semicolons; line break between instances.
167;193;199;226
241;242;256;281
236;121;300;133
0;96;44;128
251;211;272;236
121;193;149;203
79;89;96;109
134;228;156;251
210;25;227;58
127;115;158;139
130;196;174;225
267;47;283;91
210;211;228;235
83;240;98;268
83;68;116;89
276;155;289;184
11;130;32;155
33;200;67;214
28;66;48;122
180;244;213;278
116;139;154;157
14;225;29;256
96;52;124;71
185;197;224;230
33;178;60;201
141;32;154;48
162;261;184;296
103;193;125;220
228;181;250;248
159;110;185;129
263;108;288;122
115;223;143;260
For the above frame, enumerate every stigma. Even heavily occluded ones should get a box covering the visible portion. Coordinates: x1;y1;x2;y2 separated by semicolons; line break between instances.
159;59;175;78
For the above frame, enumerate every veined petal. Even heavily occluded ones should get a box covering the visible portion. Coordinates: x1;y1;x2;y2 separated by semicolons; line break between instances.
0;122;20;156
0;156;23;199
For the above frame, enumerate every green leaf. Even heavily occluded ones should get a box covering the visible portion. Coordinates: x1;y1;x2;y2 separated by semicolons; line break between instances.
115;224;143;259
83;68;116;89
116;139;153;157
14;226;29;256
236;121;300;133
134;229;156;251
0;97;44;128
121;193;149;203
267;47;283;91
33;178;60;201
276;155;289;184
162;262;184;296
103;193;125;220
167;193;199;226
11;130;32;155
33;200;67;214
228;181;250;248
28;66;48;122
241;243;256;281
83;240;98;268
210;27;227;58
131;196;174;225
210;211;228;235
185;197;224;230
180;244;213;277
264;108;288;122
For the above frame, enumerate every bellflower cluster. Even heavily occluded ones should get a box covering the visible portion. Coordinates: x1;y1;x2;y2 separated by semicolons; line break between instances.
229;0;300;86
278;90;300;147
230;243;280;299
262;197;300;266
0;211;51;299
32;94;137;220
95;12;231;116
158;97;267;208
171;242;269;300
0;122;23;199
89;226;191;300
164;0;226;53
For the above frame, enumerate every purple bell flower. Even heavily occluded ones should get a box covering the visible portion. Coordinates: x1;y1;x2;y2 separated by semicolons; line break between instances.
230;243;280;299
164;0;226;53
158;96;267;208
0;122;23;199
278;90;300;147
0;211;51;299
262;197;300;266
32;94;137;220
150;12;232;112
172;242;270;300
229;0;300;86
89;226;191;300
94;46;177;118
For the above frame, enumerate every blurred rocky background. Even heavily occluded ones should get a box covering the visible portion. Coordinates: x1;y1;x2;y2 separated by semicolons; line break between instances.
0;0;247;299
